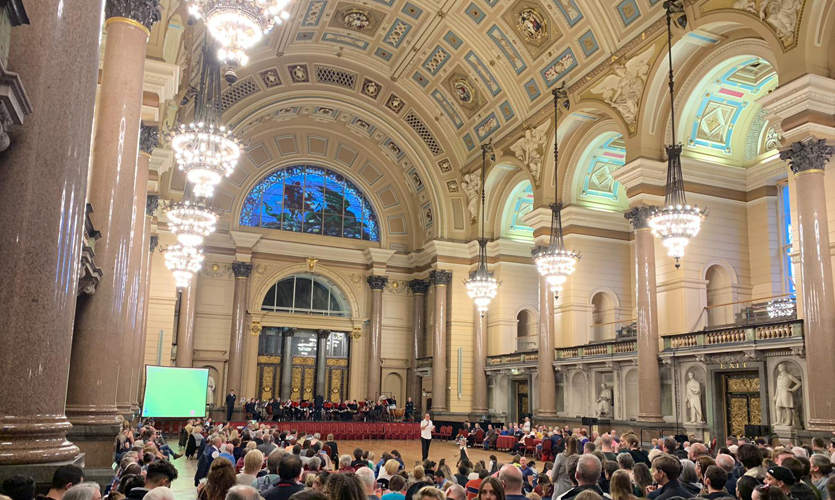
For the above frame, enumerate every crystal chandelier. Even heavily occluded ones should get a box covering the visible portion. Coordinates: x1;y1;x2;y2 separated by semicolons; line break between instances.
532;83;580;298
169;44;240;199
163;243;205;288
465;141;500;315
188;0;292;80
648;1;707;269
165;200;218;247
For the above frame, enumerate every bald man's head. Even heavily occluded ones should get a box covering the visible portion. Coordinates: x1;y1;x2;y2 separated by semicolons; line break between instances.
716;454;735;473
690;443;709;460
499;464;524;494
445;484;466;500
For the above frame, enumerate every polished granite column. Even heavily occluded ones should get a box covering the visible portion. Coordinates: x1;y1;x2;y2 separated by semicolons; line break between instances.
0;0;103;466
407;279;429;408
227;262;252;397
472;307;488;415
117;125;157;416
315;330;330;399
626;206;664;423
280;328;296;400
175;281;198;368
66;1;160;453
780;139;835;430
536;275;557;418
135;233;158;403
430;270;452;412
366;276;388;400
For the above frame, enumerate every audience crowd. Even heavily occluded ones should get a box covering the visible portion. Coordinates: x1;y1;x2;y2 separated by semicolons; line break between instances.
2;418;835;500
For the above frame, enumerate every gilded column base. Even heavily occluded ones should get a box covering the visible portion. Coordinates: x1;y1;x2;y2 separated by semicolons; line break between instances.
0;415;80;466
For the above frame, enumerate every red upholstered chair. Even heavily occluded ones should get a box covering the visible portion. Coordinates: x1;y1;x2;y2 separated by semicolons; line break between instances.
538;438;553;461
475;428;484;444
523;437;536;456
374;423;385;438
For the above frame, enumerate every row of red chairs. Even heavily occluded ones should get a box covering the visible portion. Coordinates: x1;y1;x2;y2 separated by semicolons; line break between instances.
431;425;453;440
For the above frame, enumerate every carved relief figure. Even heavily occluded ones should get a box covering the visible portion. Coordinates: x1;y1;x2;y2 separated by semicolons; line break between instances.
510;119;550;187
686;371;703;423
596;383;613;417
774;363;802;426
461;170;482;224
590;46;654;133
732;0;801;46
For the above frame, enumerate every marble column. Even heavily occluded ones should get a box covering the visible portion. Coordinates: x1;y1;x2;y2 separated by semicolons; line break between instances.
227;262;252;397
0;0;103;466
536;275;558;417
280;328;296;400
366;276;388;400
117;125;157;416
66;0;160;437
176;282;198;367
779;139;835;430
136;234;158;403
408;279;429;411
430;270;452;412
472;307;489;415
626;206;664;423
315;330;330;399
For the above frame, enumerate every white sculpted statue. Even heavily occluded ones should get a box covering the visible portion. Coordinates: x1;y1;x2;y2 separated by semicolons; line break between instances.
207;375;216;406
509;120;550;187
686;372;703;423
461;170;482;224
774;363;801;426
590;46;654;132
732;0;801;45
596;383;613;417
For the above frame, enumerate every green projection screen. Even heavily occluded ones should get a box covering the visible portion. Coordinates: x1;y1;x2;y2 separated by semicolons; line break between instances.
141;366;209;418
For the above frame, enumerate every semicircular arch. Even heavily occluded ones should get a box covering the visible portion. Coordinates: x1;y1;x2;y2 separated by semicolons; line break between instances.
249;263;362;319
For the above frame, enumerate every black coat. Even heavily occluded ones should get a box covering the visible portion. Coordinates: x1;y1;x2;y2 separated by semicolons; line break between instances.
226;394;237;407
647;480;696;500
262;480;305;500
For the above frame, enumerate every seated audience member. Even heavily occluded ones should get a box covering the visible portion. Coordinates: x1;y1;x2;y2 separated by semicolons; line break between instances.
254;449;283;493
498;464;529;500
338;455;355;473
143;487;175;500
609;470;638;500
322;473;367;500
699;466;735;500
199;458;238;500
382;475;407;500
63;484;102;500
445;485;467;500
324;435;339;463
414;487;445;500
263;454;304;500
2;476;35;500
38;465;85;500
352;449;367;470
601;460;619;494
648;454;694;500
238;449;264;486
556;455;611;500
356;467;379;500
680;460;702;495
476;477;504;500
735;476;760;500
752;485;790;500
225;485;261;500
715;455;738;496
633;463;653;498
810;455;833;500
738;445;767;481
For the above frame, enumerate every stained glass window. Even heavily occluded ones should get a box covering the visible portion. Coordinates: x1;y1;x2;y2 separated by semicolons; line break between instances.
240;165;380;242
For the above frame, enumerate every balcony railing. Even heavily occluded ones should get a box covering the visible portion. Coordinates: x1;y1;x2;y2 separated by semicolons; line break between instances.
555;339;637;360
696;294;797;330
662;319;801;350
486;351;538;367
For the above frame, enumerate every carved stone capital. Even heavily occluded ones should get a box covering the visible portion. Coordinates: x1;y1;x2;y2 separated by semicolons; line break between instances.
231;261;253;278
149;235;159;253
430;270;453;287
317;329;331;340
146;195;159;216
625;205;655;230
780;138;834;174
105;0;162;31
408;279;430;295
281;327;296;338
139;124;159;155
367;275;389;291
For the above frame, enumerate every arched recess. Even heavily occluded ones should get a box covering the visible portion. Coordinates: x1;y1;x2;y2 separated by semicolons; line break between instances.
382;372;404;404
623;368;638;420
515;308;538;352
703;260;739;327
640;37;780;159
565;125;628;212
203;365;220;406
589;288;618;342
569;371;589;417
498;178;535;242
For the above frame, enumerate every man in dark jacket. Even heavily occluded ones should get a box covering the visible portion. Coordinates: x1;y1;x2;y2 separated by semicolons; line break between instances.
648;454;695;500
698;466;735;500
194;437;222;486
782;458;817;500
556;455;612;500
226;391;237;421
262;454;304;500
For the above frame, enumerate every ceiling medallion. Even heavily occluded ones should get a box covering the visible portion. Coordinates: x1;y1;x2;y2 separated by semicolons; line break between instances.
517;8;547;41
453;78;476;104
343;9;371;30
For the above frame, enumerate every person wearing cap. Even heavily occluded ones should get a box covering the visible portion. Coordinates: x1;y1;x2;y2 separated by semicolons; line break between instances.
765;466;795;496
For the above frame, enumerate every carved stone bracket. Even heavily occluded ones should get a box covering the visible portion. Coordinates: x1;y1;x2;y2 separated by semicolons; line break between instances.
105;0;162;31
780;138;835;174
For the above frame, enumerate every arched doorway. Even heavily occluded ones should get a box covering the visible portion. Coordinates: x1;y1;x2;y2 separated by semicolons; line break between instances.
590;292;615;341
516;309;537;351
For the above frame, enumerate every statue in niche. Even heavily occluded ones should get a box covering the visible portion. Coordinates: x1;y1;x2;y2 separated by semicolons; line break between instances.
774;363;802;426
685;371;703;423
596;383;612;417
207;375;216;406
461;170;482;224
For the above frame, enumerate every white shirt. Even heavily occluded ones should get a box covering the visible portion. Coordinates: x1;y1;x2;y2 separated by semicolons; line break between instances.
421;419;434;439
523;421;531;433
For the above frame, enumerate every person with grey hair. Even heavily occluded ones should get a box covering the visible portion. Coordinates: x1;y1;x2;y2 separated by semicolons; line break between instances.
258;434;277;456
557;455;612;500
339;455;354;473
143;488;175;500
679;459;701;495
253;449;284;493
225;485;260;500
63;484;101;500
444;484;466;500
356;467;378;500
715;454;737;496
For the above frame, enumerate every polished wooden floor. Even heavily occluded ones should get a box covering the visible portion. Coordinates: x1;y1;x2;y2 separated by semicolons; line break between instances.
170;438;516;500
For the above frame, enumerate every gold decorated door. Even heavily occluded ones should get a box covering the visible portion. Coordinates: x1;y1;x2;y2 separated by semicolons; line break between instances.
291;357;316;401
257;356;281;401
516;381;529;422
723;372;762;436
326;359;349;402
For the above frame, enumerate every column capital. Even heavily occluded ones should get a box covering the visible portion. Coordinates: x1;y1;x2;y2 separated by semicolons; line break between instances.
780;138;835;175
430;270;453;287
149;235;158;253
231;261;253;278
367;275;389;290
624;205;655;230
281;327;296;338
139;124;158;155
146;195;159;217
316;329;331;340
408;279;430;295
105;0;162;32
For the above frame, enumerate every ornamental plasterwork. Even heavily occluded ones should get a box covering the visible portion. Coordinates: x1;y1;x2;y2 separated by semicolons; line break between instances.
442;69;485;118
509;119;550;187
501;0;557;59
517;8;548;42
384;280;408;295
328;3;385;33
715;0;804;49
588;44;655;135
204;262;232;279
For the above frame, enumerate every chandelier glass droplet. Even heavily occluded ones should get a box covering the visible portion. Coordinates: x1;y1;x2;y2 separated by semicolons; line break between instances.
165;201;218;248
163;243;205;288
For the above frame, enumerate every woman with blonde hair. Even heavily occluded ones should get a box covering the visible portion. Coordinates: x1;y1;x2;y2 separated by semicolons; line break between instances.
236;449;263;485
550;435;578;496
377;459;401;490
412;464;426;481
610;470;639;500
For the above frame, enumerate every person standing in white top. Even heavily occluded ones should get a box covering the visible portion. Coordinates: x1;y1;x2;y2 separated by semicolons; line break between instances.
420;413;434;460
523;417;531;433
